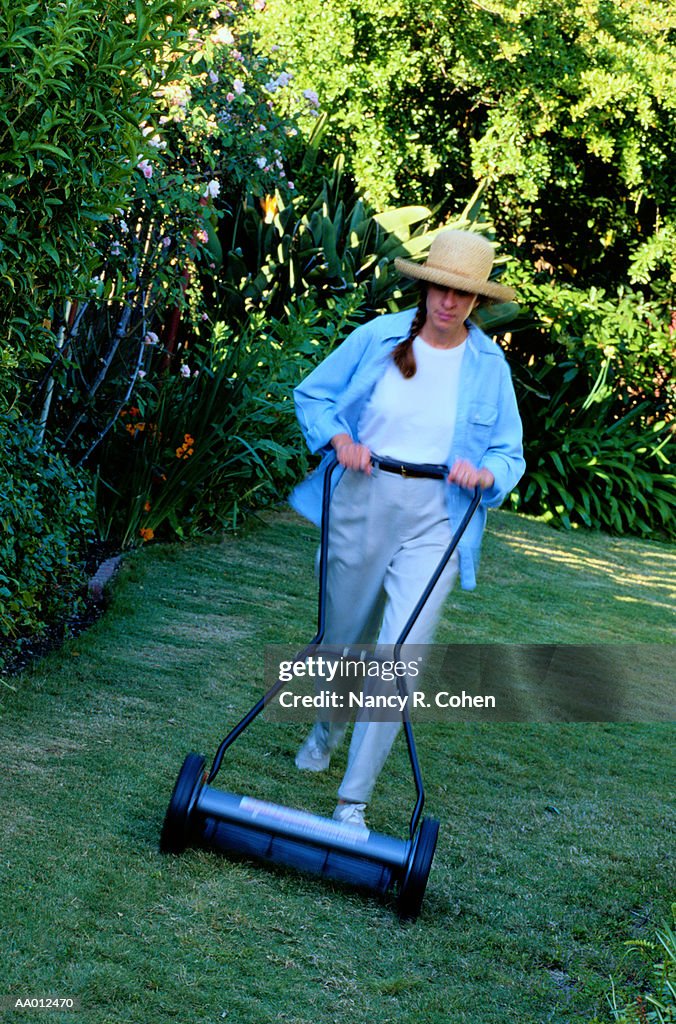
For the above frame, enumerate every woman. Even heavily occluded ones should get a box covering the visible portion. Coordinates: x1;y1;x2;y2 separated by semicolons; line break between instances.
289;229;525;828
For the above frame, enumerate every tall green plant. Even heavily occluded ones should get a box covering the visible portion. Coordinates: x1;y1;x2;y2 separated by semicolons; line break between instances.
0;0;191;407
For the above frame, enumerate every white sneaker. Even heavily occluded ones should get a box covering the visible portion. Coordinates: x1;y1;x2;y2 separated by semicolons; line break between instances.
295;730;331;772
332;802;367;829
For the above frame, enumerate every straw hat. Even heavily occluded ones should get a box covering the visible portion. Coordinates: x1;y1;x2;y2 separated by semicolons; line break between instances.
394;229;516;302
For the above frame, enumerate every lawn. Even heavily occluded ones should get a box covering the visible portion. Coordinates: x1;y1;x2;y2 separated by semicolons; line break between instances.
0;507;674;1024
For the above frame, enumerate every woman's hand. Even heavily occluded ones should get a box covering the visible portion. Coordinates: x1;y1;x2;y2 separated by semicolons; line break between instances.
448;458;494;491
331;434;372;474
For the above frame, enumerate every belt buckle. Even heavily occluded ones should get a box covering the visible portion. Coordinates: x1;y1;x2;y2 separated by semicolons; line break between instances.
400;464;408;477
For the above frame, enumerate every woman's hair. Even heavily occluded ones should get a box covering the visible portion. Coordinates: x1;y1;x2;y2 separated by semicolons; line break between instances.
392;287;427;379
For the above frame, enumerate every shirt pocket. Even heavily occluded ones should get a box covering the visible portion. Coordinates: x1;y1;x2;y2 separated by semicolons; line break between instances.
469;404;498;431
466;403;499;456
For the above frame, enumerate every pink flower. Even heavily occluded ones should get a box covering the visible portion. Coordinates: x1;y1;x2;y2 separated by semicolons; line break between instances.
209;70;219;84
144;332;160;346
254;0;266;9
162;236;172;248
226;92;235;102
303;89;320;108
137;159;153;179
196;228;209;244
233;78;245;94
180;364;191;378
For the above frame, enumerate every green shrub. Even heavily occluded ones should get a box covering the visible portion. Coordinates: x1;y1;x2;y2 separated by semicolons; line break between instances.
0;416;95;671
507;274;676;538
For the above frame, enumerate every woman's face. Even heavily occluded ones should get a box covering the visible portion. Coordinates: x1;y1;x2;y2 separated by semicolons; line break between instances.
425;284;478;336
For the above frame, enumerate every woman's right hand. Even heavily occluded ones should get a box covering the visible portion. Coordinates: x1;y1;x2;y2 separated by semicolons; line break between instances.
331;434;372;474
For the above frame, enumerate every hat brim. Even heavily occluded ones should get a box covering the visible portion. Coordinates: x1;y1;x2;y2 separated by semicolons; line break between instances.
394;256;516;303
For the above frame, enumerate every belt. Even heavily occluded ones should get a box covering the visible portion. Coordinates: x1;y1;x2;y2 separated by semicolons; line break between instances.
371;455;449;480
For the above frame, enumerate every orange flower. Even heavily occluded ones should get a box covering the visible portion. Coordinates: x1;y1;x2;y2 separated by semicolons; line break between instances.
175;433;195;459
260;194;278;224
139;527;155;542
144;501;152;512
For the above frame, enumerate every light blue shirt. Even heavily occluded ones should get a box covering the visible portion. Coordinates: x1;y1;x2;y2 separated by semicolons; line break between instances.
289;309;525;590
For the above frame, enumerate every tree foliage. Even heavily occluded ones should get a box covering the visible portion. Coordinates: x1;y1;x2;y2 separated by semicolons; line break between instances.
248;0;676;298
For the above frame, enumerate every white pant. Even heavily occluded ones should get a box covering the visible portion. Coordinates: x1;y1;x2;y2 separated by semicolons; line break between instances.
317;468;459;804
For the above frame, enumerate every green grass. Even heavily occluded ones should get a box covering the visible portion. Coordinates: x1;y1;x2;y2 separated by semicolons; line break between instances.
0;508;674;1024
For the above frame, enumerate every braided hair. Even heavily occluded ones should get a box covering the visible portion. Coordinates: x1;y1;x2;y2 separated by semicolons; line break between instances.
392;287;427;379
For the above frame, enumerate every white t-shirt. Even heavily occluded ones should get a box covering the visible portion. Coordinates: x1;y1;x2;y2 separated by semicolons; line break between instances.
357;335;466;463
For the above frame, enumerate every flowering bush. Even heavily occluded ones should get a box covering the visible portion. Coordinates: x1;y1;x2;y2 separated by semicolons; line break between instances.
37;0;315;470
97;1;314;325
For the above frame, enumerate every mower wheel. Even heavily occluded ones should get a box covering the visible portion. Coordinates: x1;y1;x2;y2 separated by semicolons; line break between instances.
160;752;205;854
397;816;440;921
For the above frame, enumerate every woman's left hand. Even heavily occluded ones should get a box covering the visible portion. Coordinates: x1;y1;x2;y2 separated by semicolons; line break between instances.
447;459;494;491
